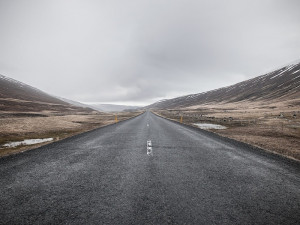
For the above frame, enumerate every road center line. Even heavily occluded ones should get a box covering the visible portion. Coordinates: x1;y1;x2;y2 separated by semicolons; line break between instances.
147;140;153;156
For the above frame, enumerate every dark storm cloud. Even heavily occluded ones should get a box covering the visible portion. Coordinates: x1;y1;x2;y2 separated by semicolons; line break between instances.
0;0;299;105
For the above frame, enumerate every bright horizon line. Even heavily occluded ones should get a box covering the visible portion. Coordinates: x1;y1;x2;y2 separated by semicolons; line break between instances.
81;101;149;107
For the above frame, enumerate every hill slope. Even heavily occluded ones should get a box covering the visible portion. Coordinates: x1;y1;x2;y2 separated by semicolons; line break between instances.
147;62;300;109
0;74;95;113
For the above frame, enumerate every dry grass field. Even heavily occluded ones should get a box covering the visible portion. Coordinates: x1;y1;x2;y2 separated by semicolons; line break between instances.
154;99;300;161
0;111;142;157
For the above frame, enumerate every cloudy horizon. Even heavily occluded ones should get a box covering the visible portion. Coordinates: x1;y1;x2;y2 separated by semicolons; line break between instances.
1;0;299;106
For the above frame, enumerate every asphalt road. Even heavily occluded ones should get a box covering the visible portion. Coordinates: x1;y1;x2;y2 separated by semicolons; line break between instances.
0;111;299;224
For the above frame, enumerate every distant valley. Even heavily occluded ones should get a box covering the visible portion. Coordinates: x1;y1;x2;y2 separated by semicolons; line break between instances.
88;104;140;112
0;61;299;160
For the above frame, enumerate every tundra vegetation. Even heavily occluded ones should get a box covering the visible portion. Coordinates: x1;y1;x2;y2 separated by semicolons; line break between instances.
0;111;142;157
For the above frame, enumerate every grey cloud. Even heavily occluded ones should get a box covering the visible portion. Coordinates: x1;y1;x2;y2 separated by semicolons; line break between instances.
0;0;299;105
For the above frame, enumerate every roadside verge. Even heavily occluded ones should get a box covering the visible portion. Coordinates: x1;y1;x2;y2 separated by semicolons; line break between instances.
0;111;145;158
151;111;300;164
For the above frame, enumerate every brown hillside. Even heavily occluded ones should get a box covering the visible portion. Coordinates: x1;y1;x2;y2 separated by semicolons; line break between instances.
0;74;94;113
147;62;300;109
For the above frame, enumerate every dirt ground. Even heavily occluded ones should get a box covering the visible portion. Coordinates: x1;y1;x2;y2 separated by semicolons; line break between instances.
0;111;142;157
154;99;300;161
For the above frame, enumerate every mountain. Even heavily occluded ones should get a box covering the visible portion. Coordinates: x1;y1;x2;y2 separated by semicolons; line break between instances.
89;104;140;112
146;62;300;109
56;97;101;111
0;74;95;113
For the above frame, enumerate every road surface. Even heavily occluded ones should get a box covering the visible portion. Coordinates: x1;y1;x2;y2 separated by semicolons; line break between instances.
0;112;299;224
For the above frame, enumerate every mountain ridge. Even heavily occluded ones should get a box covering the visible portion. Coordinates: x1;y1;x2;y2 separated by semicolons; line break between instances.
0;74;95;113
146;62;300;109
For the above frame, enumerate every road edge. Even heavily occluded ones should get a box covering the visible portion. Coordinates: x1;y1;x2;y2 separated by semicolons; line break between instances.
0;111;145;160
151;111;300;166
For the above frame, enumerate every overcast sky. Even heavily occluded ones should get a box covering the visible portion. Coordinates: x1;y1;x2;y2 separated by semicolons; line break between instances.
0;0;299;106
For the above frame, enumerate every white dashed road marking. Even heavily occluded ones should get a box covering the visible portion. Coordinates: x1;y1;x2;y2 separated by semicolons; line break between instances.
147;140;153;156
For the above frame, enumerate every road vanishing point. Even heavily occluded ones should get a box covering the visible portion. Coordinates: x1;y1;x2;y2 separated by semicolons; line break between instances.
0;112;299;224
